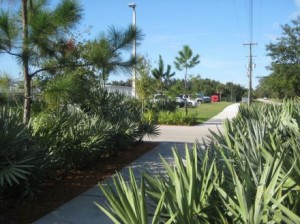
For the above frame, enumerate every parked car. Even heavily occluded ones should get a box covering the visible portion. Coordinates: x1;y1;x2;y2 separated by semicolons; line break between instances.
177;94;199;107
186;98;198;106
196;96;211;103
151;93;167;102
175;97;185;108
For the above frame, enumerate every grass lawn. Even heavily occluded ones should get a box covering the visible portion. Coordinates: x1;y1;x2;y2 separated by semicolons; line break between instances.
179;102;233;124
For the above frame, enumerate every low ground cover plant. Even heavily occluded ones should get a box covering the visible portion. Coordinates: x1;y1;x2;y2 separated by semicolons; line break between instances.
98;99;300;223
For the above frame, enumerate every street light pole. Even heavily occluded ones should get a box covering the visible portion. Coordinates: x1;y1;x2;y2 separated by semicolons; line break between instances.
128;3;136;97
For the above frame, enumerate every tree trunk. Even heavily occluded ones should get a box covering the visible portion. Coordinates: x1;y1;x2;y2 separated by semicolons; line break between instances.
22;0;31;124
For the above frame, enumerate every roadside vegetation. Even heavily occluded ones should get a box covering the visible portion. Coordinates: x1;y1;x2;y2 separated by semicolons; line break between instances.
98;99;300;223
2;2;300;223
255;17;300;99
0;0;158;203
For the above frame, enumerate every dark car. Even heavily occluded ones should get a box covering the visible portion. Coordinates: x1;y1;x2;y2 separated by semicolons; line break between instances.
175;96;185;108
196;96;211;103
202;96;211;103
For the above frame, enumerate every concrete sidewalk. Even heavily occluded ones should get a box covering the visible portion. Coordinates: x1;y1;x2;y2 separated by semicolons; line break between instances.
144;102;240;143
34;103;240;224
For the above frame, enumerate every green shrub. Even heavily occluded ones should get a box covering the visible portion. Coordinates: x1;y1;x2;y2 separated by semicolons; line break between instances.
0;107;46;199
31;106;113;169
31;89;159;169
144;99;177;113
157;111;197;125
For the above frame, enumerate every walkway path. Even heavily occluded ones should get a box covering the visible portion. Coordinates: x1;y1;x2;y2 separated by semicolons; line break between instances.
144;103;239;143
34;103;240;224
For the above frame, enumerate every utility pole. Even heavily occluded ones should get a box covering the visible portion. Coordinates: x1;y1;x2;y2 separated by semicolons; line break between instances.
243;42;257;106
128;3;137;97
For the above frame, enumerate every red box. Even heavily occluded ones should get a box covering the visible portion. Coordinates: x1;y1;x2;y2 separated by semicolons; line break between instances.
211;95;219;102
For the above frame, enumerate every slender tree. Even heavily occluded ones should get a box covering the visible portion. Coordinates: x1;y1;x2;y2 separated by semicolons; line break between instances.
0;0;83;123
152;55;175;92
136;55;153;100
0;1;141;123
174;45;200;115
216;83;225;101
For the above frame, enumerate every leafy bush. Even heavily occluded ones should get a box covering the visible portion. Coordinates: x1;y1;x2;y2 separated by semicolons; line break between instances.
144;99;177;113
157;110;197;125
31;89;159;169
31;106;112;169
0;107;46;199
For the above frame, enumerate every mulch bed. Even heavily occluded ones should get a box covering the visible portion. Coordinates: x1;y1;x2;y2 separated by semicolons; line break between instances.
0;142;158;224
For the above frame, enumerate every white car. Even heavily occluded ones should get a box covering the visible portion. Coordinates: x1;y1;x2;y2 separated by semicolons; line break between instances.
186;98;198;106
177;95;198;106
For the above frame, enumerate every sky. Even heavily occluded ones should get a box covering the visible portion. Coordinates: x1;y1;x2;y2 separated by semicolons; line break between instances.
1;0;300;88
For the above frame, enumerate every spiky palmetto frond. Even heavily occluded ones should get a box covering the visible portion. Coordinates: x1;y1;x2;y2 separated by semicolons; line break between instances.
145;145;221;223
209;100;300;223
0;106;36;196
97;168;175;224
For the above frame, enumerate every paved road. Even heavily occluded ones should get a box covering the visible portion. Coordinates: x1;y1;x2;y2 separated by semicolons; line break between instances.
34;103;240;224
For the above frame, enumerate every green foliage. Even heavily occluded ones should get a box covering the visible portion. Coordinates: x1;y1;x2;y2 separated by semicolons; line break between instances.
210;100;300;223
32;88;159;169
96;168;175;224
145;146;221;223
174;45;200;115
257;16;300;98
31;106;110;169
136;55;155;100
157;110;197;125
144;99;177;114
0;106;46;199
174;45;200;71
151;55;175;92
99;99;300;223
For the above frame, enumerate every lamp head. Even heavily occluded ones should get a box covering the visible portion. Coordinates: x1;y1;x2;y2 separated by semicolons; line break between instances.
128;3;136;9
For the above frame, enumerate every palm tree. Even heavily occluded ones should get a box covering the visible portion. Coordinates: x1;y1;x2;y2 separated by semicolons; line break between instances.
174;45;200;115
152;55;175;92
0;0;83;123
216;83;225;102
